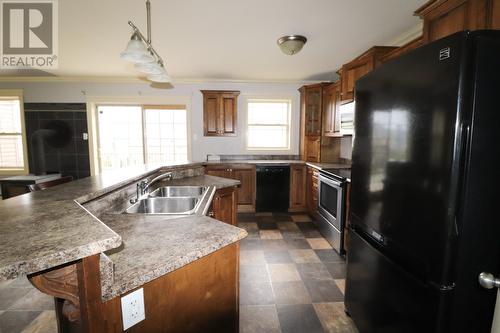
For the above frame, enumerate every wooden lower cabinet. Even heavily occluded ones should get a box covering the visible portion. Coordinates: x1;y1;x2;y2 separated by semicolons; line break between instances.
30;244;240;333
289;165;307;212
209;187;238;226
305;136;321;163
306;166;319;218
232;167;256;212
205;165;256;212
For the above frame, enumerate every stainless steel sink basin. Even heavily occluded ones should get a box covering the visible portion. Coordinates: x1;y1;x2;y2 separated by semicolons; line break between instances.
148;186;207;198
125;197;199;215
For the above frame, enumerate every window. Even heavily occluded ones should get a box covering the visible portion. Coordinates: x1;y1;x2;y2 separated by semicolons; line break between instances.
96;105;188;171
0;92;28;174
246;99;291;150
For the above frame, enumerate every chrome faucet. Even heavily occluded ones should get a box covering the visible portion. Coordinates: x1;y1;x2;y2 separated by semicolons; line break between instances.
130;172;174;204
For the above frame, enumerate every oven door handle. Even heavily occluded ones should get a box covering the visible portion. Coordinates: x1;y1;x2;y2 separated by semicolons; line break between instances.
319;175;342;188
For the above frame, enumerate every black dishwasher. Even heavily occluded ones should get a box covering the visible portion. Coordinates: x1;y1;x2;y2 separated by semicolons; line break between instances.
256;166;290;212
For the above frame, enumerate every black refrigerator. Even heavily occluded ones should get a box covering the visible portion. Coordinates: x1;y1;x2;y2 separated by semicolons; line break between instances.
345;30;500;333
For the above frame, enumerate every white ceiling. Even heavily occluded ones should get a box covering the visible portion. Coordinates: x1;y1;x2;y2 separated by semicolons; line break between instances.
3;0;427;82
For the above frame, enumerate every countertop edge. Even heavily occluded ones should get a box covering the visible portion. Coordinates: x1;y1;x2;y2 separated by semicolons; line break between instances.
0;234;122;280
102;226;247;301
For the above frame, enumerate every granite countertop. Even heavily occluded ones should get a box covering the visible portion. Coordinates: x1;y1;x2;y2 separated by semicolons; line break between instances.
94;174;245;301
0;162;245;290
204;160;351;169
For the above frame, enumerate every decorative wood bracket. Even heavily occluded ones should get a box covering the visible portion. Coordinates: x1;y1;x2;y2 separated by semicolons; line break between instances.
28;263;81;322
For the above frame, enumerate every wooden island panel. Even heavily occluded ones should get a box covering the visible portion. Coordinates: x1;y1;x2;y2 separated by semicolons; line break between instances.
29;244;240;333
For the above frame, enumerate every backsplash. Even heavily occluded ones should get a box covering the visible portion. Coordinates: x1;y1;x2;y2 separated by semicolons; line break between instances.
212;154;301;161
24;103;90;180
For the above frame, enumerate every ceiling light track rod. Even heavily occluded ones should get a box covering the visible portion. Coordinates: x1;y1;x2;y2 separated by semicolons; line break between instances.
146;0;151;44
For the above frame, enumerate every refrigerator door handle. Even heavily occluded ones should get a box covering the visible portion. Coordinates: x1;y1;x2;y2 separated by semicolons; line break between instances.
479;272;500;289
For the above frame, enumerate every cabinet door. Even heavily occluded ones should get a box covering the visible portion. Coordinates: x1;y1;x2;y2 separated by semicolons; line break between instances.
305;136;321;163
305;87;322;136
333;85;342;134
322;84;335;136
232;167;256;207
212;187;237;226
306;167;319;218
202;90;239;136
220;94;237;136
203;93;220;136
289;165;307;211
323;83;341;137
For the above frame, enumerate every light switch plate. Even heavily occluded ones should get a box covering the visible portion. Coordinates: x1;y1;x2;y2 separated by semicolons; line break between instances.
121;288;145;330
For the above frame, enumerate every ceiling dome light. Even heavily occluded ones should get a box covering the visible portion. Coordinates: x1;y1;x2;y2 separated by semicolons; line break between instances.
277;35;307;55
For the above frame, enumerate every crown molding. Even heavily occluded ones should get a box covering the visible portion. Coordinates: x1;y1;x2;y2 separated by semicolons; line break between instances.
0;75;321;85
386;22;423;46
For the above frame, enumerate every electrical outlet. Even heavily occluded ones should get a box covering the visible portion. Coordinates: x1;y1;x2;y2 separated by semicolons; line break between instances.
121;288;145;330
83;132;88;140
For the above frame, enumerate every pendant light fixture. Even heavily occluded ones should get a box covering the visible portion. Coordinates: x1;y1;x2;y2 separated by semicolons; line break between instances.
121;0;171;83
277;35;307;55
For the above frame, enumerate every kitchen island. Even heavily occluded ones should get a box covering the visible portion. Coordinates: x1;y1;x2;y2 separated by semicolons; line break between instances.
0;162;247;333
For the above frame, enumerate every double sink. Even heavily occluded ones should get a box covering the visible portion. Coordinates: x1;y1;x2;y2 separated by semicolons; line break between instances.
125;186;211;215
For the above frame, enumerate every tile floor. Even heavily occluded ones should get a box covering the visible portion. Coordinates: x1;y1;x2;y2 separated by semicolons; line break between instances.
0;212;358;333
0;275;57;333
239;212;358;333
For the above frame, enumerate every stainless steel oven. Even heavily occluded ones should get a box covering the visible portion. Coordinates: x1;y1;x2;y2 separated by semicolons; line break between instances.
316;171;347;255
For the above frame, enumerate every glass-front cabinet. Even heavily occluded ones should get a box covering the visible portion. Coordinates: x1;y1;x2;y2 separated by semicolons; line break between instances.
305;86;322;136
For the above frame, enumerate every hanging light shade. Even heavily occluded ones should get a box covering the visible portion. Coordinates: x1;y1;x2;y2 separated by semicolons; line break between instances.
277;35;307;55
147;67;172;83
135;61;163;74
120;33;150;63
121;1;172;83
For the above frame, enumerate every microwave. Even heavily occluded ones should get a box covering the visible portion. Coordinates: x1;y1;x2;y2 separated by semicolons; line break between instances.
339;102;355;136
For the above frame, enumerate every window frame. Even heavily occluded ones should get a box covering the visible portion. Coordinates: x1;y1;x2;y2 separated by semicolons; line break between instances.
91;101;191;174
0;90;29;176
245;97;293;152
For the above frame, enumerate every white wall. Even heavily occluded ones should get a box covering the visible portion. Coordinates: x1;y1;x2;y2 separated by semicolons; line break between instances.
0;80;302;161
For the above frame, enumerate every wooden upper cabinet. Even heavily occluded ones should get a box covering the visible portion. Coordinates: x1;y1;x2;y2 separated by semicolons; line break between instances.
322;82;341;137
415;0;500;43
201;90;240;137
340;46;397;102
493;0;500;28
381;36;424;63
304;85;324;136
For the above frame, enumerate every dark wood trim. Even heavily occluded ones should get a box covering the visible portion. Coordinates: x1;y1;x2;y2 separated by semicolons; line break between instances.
76;255;105;332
